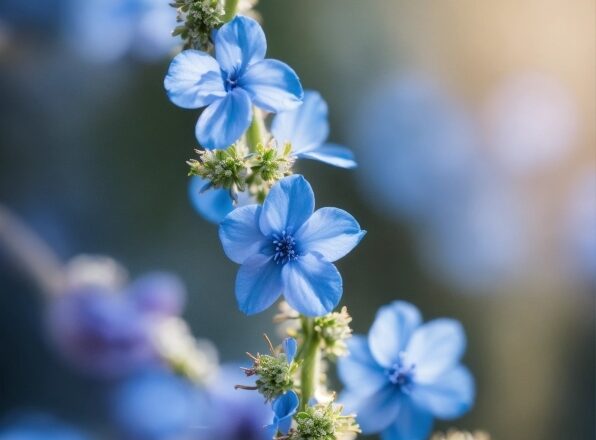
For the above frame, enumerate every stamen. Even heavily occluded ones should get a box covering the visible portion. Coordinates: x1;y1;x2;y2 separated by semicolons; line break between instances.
272;230;299;264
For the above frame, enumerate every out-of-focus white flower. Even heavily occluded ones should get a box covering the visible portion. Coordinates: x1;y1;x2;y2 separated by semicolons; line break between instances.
64;254;127;291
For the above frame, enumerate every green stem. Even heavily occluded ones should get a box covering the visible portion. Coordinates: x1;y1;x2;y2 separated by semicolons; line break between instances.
223;0;239;22
246;108;264;152
300;317;321;411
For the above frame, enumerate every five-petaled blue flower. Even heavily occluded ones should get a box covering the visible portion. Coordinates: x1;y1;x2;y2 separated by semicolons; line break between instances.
272;90;356;169
219;174;365;316
164;15;303;149
338;301;475;440
265;391;299;437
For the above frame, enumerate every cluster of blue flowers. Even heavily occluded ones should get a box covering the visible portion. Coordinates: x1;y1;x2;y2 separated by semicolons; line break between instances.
161;8;477;440
0;4;480;440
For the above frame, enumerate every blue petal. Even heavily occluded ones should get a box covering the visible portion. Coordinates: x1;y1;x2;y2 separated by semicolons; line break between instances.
368;301;422;368
188;176;234;224
214;15;266;76
259;175;315;236
410;366;475;419
164;50;226;109
281;253;341;317
381;402;434;440
296;207;365;263
272;391;299;434
406;319;466;382
196;88;253;149
235;254;283;315
283;337;297;364
337;335;388;396
271;90;328;153
239;59;303;112
219;204;267;264
341;386;402;434
297;143;357;169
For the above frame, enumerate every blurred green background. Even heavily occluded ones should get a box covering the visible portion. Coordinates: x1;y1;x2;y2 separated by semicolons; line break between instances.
0;0;594;438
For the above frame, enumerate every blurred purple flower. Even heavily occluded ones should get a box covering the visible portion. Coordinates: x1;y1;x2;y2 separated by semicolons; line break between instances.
197;365;273;440
47;269;186;378
112;369;202;440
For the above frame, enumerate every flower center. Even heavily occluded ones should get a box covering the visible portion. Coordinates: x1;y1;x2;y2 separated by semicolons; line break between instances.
386;352;415;393
224;73;238;92
272;231;299;264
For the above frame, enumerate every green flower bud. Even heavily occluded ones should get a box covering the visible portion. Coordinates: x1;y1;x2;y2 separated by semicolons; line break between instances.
313;307;353;358
248;141;295;192
187;145;248;193
291;403;360;440
171;0;224;50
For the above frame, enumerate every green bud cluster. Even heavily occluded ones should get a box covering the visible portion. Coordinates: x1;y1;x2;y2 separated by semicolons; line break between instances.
312;307;353;358
187;141;295;204
171;0;224;50
187;145;247;196
252;352;298;401
290;403;360;440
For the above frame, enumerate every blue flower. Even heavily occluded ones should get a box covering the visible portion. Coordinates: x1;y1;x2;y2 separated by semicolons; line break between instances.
219;175;365;316
338;301;475;440
271;91;356;168
165;15;303;149
265;391;299;437
112;369;202;440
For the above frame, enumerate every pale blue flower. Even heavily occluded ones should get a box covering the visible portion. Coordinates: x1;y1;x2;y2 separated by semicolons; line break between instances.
67;0;178;63
219;175;365;316
265;391;299;436
112;369;202;440
272;91;356;168
338;301;474;440
165;15;303;149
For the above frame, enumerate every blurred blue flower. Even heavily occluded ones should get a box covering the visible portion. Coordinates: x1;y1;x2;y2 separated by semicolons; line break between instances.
265;391;299;436
283;337;297;363
419;173;529;293
565;169;596;286
0;413;88;440
338;301;474;440
47;271;186;378
197;365;273;440
66;0;178;63
164;15;303;149
112;369;202;440
351;74;477;220
484;72;579;174
272;91;356;168
219;175;365;316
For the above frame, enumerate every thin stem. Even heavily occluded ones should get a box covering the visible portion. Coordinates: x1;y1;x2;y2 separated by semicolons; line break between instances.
0;204;64;296
246;107;264;152
300;316;321;411
223;0;239;22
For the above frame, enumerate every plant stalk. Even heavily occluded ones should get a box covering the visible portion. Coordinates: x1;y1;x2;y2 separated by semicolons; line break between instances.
223;0;239;22
300;317;321;411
